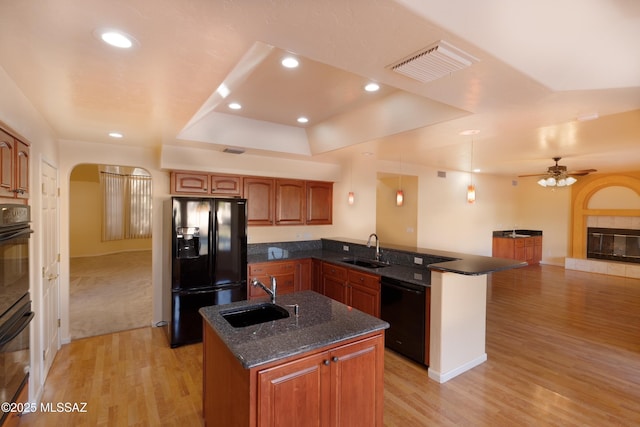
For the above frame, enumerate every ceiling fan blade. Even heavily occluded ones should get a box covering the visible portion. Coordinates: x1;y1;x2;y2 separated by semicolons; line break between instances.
567;169;597;176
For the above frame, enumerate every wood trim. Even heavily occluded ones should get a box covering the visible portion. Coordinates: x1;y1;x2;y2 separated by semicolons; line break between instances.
570;174;640;258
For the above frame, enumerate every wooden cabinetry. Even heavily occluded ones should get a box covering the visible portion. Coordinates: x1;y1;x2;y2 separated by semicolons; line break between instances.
306;181;333;225
210;174;242;196
0;128;29;199
244;178;275;226
295;258;312;292
321;262;381;318
248;258;312;299
257;334;384;427
203;324;385;427
275;179;305;225
492;236;542;265
170;171;332;227
171;171;243;196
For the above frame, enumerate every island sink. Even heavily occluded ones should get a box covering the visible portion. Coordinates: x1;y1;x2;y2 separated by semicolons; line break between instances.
341;257;390;269
221;303;289;328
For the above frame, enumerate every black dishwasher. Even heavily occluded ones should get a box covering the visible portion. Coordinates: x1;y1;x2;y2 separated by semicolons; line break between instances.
380;277;426;365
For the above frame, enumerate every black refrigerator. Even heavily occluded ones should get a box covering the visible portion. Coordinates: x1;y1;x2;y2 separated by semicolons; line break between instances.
167;197;247;347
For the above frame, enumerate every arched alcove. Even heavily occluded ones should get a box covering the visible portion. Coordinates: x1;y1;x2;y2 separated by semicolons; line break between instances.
571;175;640;259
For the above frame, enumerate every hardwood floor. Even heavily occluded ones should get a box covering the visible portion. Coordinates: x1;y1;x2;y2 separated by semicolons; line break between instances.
20;265;640;426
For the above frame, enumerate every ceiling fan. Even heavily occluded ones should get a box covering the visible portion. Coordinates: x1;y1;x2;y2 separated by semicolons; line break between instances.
518;157;597;187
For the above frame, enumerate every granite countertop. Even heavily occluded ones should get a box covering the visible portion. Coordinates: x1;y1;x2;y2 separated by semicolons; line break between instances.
248;249;433;286
492;229;543;238
248;238;526;282
199;291;389;369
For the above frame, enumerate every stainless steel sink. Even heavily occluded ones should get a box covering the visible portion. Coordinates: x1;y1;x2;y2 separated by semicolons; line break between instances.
221;303;290;328
341;258;390;269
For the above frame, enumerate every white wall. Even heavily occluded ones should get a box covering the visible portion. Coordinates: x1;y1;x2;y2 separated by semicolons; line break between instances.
0;66;59;405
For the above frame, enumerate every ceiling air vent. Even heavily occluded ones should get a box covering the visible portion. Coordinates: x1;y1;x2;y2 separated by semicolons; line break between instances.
389;40;478;83
223;147;245;155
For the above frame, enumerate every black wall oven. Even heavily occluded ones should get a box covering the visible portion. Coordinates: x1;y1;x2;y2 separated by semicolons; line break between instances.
0;204;33;424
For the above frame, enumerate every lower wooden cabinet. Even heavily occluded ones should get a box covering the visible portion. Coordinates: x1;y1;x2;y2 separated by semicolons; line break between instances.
248;259;312;299
492;236;542;265
321;262;380;318
256;334;384;427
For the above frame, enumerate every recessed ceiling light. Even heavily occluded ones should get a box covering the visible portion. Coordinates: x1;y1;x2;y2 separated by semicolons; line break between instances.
228;102;242;110
281;57;299;68
364;83;380;92
459;129;480;136
99;30;135;48
297;117;309;124
473;168;481;173
109;132;123;138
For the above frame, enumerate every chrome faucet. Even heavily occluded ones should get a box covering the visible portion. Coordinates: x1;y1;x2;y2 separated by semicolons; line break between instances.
251;276;277;303
367;233;381;261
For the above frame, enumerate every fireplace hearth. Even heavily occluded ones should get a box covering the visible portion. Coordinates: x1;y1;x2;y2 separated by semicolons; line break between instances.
587;227;640;264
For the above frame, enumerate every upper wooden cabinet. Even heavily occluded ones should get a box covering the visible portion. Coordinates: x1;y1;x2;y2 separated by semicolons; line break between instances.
210;174;242;196
0;128;29;200
244;177;274;226
171;171;243;197
306;181;333;225
275;179;306;225
170;170;332;226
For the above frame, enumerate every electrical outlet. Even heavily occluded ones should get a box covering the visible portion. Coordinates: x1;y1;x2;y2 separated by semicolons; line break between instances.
414;257;423;265
343;245;349;252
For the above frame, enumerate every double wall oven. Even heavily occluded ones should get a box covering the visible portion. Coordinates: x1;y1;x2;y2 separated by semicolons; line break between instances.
0;204;33;424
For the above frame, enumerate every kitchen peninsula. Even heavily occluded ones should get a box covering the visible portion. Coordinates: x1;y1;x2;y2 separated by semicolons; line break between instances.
200;291;389;427
246;238;526;383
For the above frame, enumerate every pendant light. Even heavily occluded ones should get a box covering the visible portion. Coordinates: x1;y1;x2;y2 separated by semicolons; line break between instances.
347;160;355;205
396;156;404;207
465;131;478;204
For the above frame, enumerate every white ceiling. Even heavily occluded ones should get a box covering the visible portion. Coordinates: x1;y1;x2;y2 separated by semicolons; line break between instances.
0;0;639;177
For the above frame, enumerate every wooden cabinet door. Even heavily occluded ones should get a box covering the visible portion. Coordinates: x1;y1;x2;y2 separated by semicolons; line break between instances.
492;238;514;259
329;335;384;427
306;181;333;225
296;258;312;292
258;350;330;427
171;171;209;194
347;270;380;317
276;179;305;225
349;285;379;318
323;275;347;305
15;139;29;198
533;236;543;264
248;261;296;299
0;130;15;198
210;174;242;196
244;178;274;225
312;258;323;294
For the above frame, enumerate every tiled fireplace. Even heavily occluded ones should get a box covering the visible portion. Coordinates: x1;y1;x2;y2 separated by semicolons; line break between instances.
587;227;640;264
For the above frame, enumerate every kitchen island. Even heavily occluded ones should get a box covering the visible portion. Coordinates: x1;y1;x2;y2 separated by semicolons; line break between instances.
200;291;389;427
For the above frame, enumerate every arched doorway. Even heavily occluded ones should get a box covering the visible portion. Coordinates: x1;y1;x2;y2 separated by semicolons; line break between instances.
69;164;153;339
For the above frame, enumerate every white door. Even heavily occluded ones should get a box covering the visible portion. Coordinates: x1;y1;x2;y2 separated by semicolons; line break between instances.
41;160;60;377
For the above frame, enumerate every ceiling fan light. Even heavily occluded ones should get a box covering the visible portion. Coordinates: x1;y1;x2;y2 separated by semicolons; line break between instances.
537;178;547;187
546;177;556;186
557;178;567;187
566;176;577;185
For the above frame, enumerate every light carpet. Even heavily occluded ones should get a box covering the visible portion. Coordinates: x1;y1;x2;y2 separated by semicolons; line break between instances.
69;251;152;340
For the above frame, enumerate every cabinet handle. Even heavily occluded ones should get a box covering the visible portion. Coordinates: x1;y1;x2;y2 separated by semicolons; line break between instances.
323;360;330;366
331;356;339;363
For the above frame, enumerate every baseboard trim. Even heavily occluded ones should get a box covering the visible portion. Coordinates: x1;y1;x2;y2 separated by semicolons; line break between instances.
427;353;488;383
